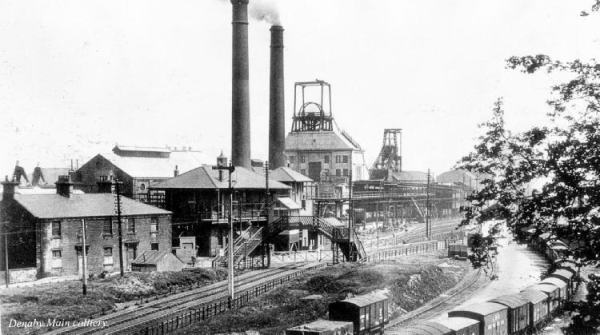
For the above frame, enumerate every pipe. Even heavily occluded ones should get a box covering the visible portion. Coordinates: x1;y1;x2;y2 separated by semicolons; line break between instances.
268;25;285;169
231;0;251;168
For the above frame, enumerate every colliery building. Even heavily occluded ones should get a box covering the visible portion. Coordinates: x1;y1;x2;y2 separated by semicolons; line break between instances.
1;176;172;279
73;145;208;202
284;80;369;198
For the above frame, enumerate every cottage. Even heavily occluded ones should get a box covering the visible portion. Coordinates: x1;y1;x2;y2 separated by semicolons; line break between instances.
1;176;172;279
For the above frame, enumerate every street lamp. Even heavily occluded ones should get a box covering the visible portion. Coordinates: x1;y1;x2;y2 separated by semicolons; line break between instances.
213;162;235;300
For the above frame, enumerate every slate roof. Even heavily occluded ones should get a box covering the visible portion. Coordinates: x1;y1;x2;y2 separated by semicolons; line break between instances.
14;193;171;219
151;165;290;190
87;151;209;179
268;167;313;183
285;131;359;151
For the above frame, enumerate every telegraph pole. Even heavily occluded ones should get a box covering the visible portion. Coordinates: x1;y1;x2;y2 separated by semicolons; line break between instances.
264;161;271;268
213;162;235;299
113;180;125;277
81;218;88;295
425;169;431;239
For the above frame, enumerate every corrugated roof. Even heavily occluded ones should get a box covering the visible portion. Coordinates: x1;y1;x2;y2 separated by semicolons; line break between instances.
151;166;290;190
337;291;388;307
451;302;507;316
518;289;547;304
132;250;179;265
541;277;567;288
269;167;313;183
14;193;170;219
285;131;358;151
434;316;479;330
92;151;210;179
490;294;529;308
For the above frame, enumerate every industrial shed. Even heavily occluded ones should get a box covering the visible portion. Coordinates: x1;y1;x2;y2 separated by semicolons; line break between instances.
448;302;508;335
435;316;480;335
490;294;530;334
131;250;185;272
518;289;549;327
285;319;353;335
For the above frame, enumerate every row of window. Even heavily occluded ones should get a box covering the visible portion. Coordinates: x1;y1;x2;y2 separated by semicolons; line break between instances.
52;217;159;237
299;168;350;177
51;243;159;269
288;155;349;164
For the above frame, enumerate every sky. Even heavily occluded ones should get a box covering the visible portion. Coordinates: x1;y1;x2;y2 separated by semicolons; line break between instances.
0;0;599;178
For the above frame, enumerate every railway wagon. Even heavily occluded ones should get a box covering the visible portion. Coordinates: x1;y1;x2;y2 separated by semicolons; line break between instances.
390;321;452;335
329;291;389;335
285;319;354;335
526;284;561;313
435;316;480;335
448;244;469;258
548;269;575;295
448;302;508;335
489;294;530;334
540;277;568;304
518;290;549;327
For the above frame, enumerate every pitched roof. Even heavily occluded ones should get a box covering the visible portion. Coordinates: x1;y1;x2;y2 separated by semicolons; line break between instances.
88;151;210;179
285;130;359;151
151;166;291;190
269;167;313;183
277;197;301;210
14;193;170;219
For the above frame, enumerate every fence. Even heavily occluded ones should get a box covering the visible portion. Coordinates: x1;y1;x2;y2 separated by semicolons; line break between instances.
365;239;461;262
127;263;327;335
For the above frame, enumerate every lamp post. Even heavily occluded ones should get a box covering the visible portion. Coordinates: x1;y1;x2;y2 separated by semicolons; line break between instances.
213;162;235;300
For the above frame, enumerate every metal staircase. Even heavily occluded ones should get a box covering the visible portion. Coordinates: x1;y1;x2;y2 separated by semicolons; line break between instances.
212;226;264;268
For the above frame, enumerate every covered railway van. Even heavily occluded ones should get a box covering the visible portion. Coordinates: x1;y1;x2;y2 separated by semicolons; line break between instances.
518;289;549;327
548;269;575;296
526;284;560;313
286;319;354;335
435;316;480;335
328;291;389;335
448;302;508;335
540;277;568;304
392;321;452;335
489;294;530;334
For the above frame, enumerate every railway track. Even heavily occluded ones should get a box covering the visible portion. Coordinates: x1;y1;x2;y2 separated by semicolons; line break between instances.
385;268;489;331
45;263;320;335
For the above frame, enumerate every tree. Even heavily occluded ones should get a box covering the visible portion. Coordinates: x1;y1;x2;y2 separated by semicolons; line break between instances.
457;54;600;331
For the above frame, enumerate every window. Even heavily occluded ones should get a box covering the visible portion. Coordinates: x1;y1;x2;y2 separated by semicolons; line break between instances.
336;169;341;176
103;247;113;265
342;155;348;163
151;243;159;251
52;221;61;237
324;155;330;164
150;217;158;233
335;155;341;163
51;250;62;268
299;155;306;163
103;218;113;235
128;218;136;234
300;169;306;176
343;169;349;176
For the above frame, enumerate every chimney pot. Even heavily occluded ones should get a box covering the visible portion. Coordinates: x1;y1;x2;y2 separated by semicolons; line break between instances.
2;178;19;201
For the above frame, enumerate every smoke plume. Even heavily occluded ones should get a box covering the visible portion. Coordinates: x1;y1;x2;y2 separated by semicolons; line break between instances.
249;0;281;25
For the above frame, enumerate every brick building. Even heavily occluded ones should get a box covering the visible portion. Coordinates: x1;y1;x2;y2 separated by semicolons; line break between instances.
1;176;172;278
74;145;208;201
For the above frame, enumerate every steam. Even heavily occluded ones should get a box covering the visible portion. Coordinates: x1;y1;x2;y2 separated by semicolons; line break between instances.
249;0;281;25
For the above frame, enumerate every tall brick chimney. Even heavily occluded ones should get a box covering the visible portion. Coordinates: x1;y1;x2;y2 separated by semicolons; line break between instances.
269;25;285;169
